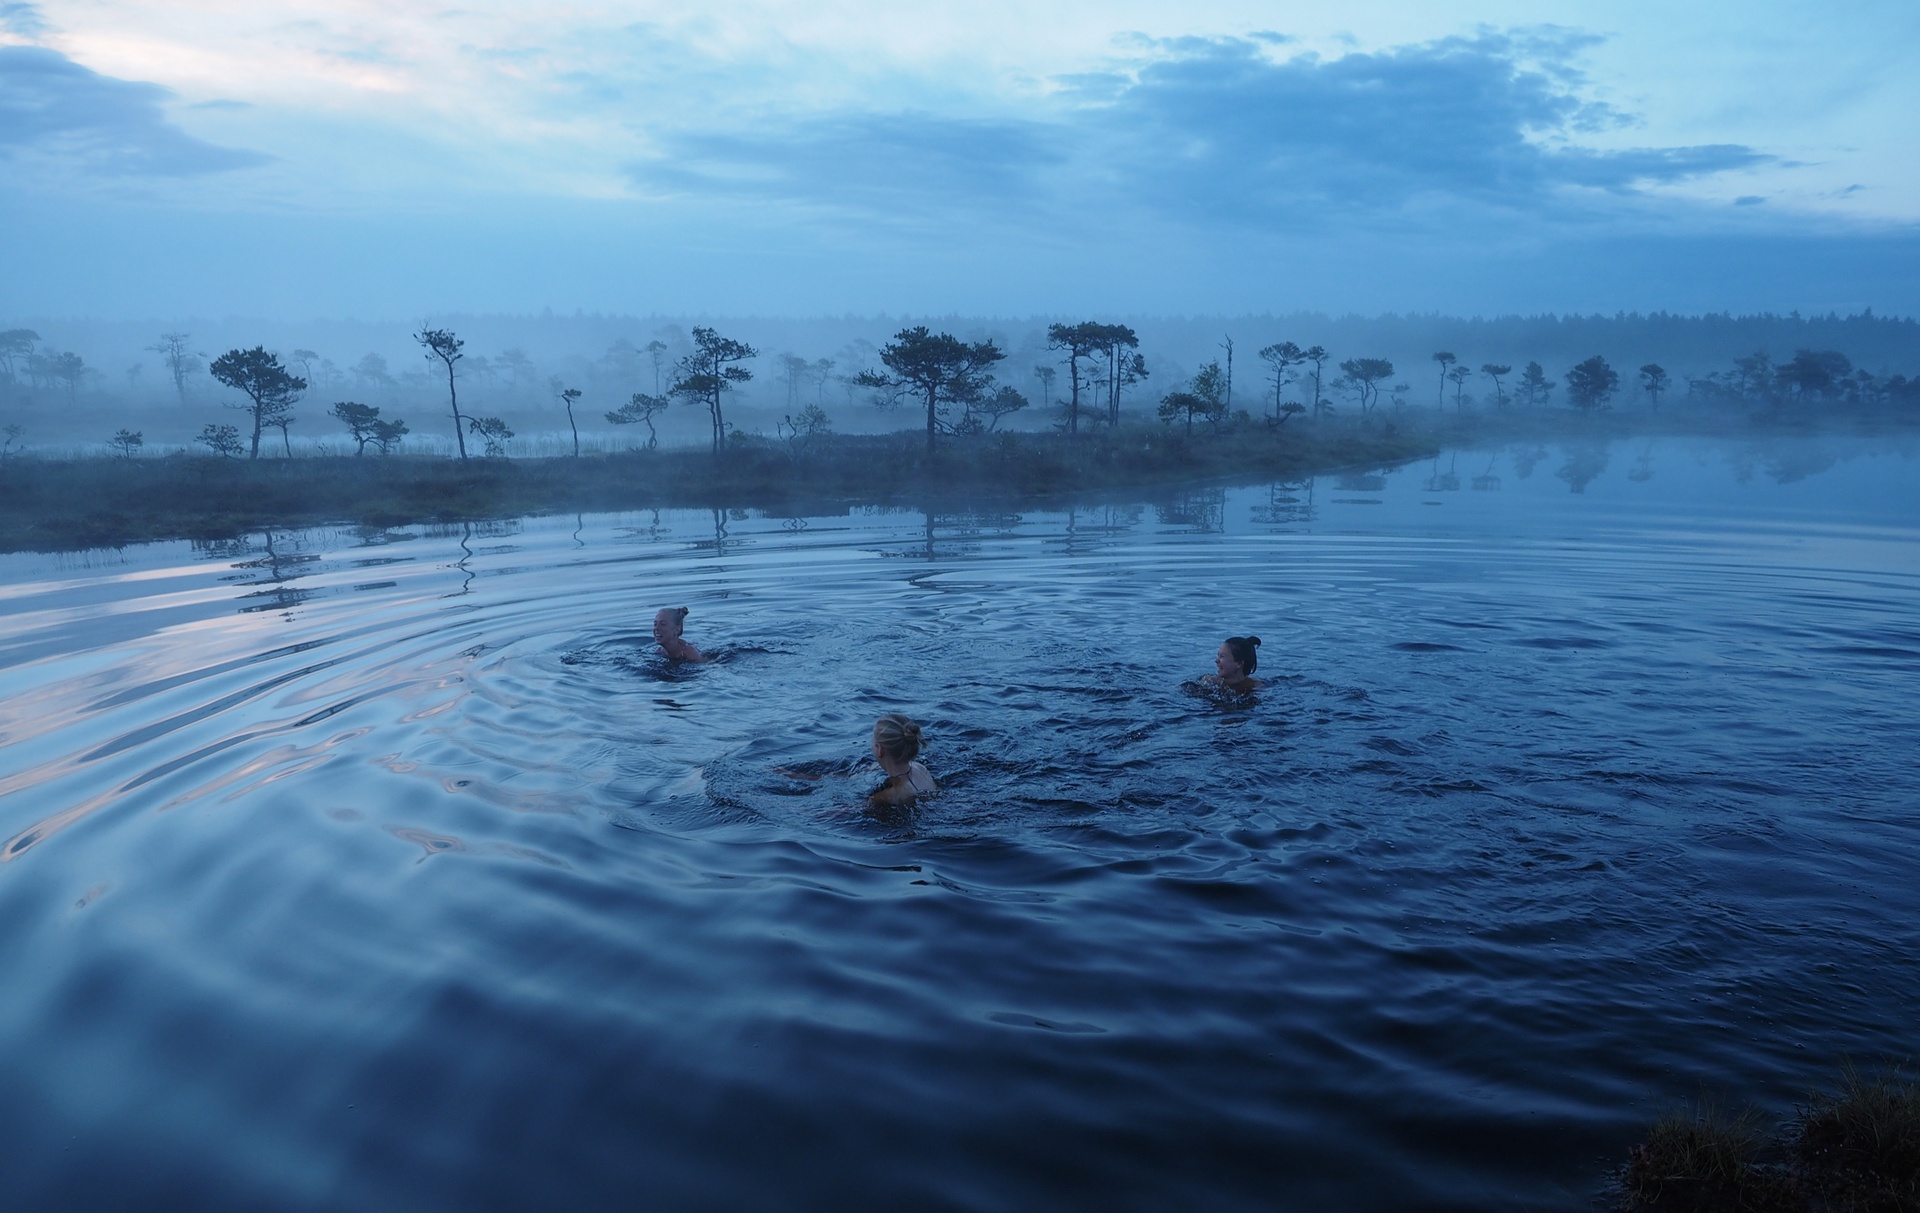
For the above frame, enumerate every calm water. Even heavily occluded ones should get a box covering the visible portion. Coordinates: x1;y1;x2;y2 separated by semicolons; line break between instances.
3;434;1918;1211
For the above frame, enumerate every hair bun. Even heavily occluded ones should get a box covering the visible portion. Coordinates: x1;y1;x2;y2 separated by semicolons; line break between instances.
1249;636;1262;647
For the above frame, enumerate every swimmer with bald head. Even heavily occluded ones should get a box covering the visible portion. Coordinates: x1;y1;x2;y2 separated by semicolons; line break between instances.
653;606;708;664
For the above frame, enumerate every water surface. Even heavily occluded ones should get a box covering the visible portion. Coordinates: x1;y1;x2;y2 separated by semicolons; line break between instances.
3;434;1918;1211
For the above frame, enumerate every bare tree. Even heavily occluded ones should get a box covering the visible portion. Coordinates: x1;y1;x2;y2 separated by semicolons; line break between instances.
148;332;199;403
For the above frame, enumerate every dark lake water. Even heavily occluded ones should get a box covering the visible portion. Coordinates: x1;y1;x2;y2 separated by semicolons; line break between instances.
3;434;1918;1211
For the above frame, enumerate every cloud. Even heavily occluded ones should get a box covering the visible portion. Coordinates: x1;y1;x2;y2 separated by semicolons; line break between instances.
625;29;1771;232
0;45;269;176
635;112;1064;219
1079;33;1772;219
0;3;47;37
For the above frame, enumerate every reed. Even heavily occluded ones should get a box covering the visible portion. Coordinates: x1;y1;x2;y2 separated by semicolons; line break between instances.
1612;1066;1920;1213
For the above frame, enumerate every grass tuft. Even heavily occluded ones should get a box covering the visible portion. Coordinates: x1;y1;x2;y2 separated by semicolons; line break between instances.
1618;1104;1801;1213
1797;1064;1920;1213
1613;1066;1920;1213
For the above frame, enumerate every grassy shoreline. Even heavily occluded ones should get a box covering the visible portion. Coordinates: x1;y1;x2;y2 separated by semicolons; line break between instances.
0;410;1905;554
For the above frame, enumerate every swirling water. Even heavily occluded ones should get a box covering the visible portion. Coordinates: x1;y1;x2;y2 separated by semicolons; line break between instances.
2;434;1918;1211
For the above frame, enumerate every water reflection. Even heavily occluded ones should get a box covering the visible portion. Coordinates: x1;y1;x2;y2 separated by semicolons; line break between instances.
0;433;1917;1213
205;530;321;616
1555;441;1611;493
1628;440;1656;483
1154;485;1225;531
1251;478;1315;527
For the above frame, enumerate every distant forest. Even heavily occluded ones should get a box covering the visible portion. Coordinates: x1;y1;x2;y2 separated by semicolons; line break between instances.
2;310;1917;456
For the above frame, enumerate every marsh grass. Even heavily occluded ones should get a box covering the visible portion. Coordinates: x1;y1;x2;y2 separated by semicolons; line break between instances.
0;421;1434;552
1618;1104;1801;1212
1797;1065;1920;1213
1613;1067;1920;1213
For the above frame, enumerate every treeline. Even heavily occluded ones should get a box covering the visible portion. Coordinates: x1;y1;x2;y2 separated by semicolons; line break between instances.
6;311;1920;458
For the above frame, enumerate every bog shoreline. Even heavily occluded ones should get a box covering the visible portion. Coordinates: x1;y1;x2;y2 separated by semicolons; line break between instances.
0;410;1907;554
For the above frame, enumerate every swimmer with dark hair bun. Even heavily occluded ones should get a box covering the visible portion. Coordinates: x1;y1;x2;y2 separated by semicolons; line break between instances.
652;606;708;664
1207;635;1261;692
870;713;936;806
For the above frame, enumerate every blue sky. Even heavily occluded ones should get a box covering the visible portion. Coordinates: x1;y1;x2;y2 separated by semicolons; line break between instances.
2;0;1917;319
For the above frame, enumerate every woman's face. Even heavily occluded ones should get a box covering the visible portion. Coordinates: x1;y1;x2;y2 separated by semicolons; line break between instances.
652;610;681;644
1215;641;1243;680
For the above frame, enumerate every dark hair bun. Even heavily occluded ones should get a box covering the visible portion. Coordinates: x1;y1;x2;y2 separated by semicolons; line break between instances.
1249;636;1261;647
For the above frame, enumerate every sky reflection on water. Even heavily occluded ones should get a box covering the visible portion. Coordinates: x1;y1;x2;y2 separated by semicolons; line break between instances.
0;434;1917;1212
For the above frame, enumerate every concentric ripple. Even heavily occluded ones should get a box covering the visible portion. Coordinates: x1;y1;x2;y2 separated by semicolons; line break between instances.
1;435;1917;1212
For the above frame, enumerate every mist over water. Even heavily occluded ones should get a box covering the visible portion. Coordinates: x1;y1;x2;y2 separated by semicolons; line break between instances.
2;434;1917;1211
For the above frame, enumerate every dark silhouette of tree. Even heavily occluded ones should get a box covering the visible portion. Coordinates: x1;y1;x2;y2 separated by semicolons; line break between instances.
645;340;669;395
1732;351;1775;403
558;385;583;456
855;326;1004;455
210;346;306;459
497;348;534;391
109;429;144;458
1777;349;1851;402
1;424;21;457
1518;361;1555;407
1339;357;1394;414
467;415;513;457
1157;390;1205;434
1033;364;1056;411
1566;355;1620;412
147;332;198;403
0;329;39;387
1638;364;1669;411
1158;361;1228;433
197;423;243;458
50;351;86;400
1094;324;1145;426
267;411;295;457
777;403;832;459
671;326;757;454
329;401;388;455
1432;352;1456;408
415;327;469;459
1259;341;1303;424
1302;346;1330;418
969;385;1028;432
1480;363;1512;408
606;392;668;449
778;354;811;409
369;418;408;454
1219;335;1235;417
1046;322;1105;434
1447;363;1472;411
